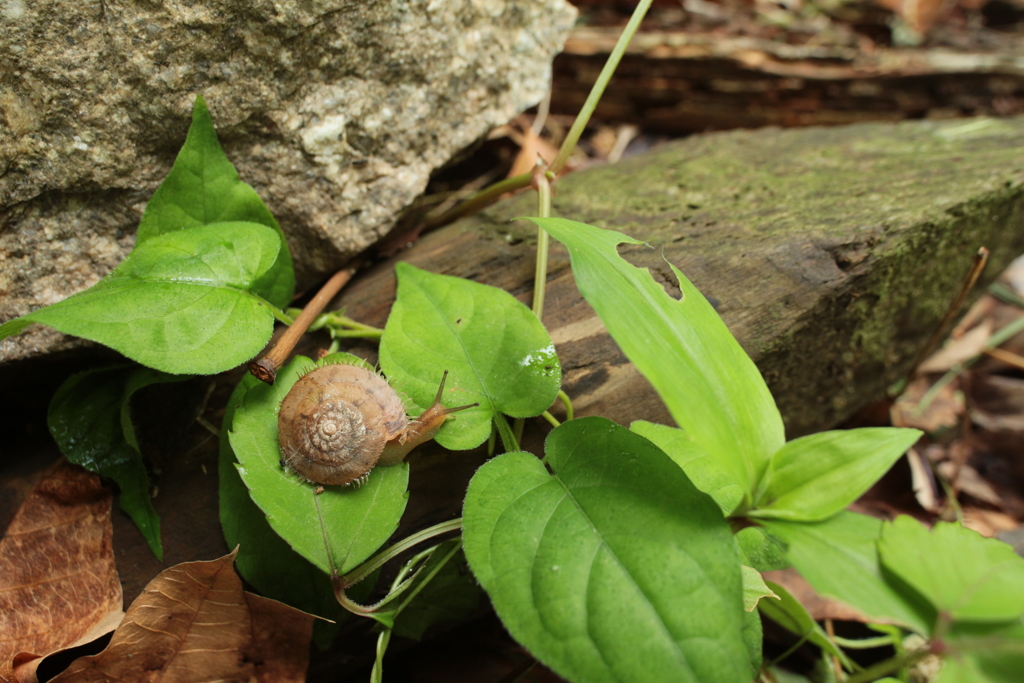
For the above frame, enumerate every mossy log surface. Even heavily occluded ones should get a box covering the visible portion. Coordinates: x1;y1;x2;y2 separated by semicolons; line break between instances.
336;116;1024;437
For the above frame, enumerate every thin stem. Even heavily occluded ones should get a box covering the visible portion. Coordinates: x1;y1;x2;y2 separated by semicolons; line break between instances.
558;390;574;421
531;170;552;319
249;262;361;383
896;246;989;395
393;540;463;615
339;518;463;589
844;647;933;683
370;628;391;683
420;172;533;232
493;413;520;453
547;0;654;176
267;304;295;326
541;410;561;428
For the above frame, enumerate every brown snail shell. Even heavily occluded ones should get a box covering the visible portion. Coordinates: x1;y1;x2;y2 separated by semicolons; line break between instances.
277;362;474;487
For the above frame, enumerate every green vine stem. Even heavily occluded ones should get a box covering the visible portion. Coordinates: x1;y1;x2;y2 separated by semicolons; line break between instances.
493;413;520;453
531;169;553;319
336;517;463;591
546;0;654;176
421;172;533;232
843;646;933;683
558;389;574;421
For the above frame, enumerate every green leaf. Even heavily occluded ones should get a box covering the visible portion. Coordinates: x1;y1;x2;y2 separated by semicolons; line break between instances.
735;526;790;572
631;420;745;515
380;262;561;451
741;606;763;676
0;222;281;374
47;365;187;559
750;428;922;521
463;417;750;683
759;580;855;670
228;353;409;575
879;516;1024;623
218;374;344;649
527;217;784;497
940;620;1024;683
138;95;293;307
762;512;933;634
743;565;779;611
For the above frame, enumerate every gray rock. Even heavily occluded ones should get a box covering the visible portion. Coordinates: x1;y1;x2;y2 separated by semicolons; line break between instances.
0;0;577;364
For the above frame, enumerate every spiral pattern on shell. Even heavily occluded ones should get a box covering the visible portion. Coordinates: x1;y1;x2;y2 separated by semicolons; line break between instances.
278;362;408;486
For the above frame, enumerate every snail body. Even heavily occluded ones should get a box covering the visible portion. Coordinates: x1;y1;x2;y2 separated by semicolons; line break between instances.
277;361;471;487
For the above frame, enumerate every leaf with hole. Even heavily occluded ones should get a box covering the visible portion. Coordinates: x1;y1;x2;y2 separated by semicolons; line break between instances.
228;354;409;575
137;95;293;307
380;262;561;451
0;222;283;374
526;217;783;498
463;417;750;683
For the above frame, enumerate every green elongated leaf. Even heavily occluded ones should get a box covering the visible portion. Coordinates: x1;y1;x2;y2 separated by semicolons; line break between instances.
750;428;922;521
741;607;763;676
218;374;343;650
228;354;409;575
743;565;779;611
0;222;281;374
47;365;187;559
380;262;561;450
762;512;933;634
138;95;293;307
527;217;783;497
463;417;750;683
631;420;744;515
759;580;855;670
940;620;1024;683
879;517;1024;623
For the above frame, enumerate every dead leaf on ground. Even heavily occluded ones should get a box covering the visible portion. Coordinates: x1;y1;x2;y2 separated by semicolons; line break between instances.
962;507;1020;537
917;318;993;373
0;459;123;683
52;550;314;683
891;377;964;435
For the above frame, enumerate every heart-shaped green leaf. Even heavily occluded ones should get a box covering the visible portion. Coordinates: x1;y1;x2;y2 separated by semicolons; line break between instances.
762;512;933;634
47;364;187;559
750;428;922;521
138;95;293;307
219;374;344;649
380;262;561;451
879;516;1024;624
228;354;409;575
0;222;281;374
940;620;1024;683
526;217;784;498
463;417;749;683
631;420;745;515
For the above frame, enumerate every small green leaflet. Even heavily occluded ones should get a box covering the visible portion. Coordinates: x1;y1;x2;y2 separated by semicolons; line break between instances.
879;516;1024;624
138;95;294;307
47;364;187;559
742;565;778;611
463;417;750;683
0;222;282;374
228;354;409;575
380;262;561;451
526;217;784;500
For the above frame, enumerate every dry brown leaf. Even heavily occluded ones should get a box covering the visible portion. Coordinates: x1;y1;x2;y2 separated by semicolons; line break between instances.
505;122;559;179
52;550;313;683
0;460;123;683
962;508;1020;537
891;377;964;435
918;319;993;373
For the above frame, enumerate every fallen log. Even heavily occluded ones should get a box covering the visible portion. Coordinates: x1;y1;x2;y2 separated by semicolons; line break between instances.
333;115;1024;438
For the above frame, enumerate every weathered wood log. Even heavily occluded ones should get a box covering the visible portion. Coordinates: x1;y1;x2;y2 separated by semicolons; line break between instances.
333;115;1024;438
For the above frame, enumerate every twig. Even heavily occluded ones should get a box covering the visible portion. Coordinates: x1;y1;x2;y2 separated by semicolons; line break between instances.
248;261;361;383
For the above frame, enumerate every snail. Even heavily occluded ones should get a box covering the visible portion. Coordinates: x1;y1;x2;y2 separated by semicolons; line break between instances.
277;361;475;487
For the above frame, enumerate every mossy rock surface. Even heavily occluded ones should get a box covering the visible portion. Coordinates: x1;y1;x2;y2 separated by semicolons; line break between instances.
341;116;1024;435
